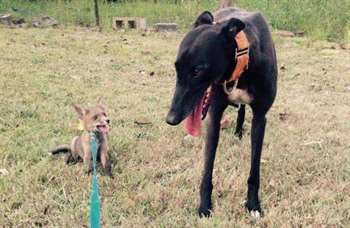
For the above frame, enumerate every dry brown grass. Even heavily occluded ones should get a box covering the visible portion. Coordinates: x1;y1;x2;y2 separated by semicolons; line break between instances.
0;26;349;227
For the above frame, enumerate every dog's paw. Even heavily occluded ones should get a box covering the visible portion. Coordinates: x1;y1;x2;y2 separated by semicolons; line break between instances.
245;200;263;218
250;210;261;219
198;206;212;218
234;127;245;140
234;130;243;140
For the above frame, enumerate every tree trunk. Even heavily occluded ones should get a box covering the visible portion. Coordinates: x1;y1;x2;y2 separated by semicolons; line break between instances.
93;0;101;30
218;0;232;9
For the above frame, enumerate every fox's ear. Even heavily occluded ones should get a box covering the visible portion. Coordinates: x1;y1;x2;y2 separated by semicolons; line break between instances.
97;105;107;111
73;104;85;118
96;97;106;111
97;97;103;105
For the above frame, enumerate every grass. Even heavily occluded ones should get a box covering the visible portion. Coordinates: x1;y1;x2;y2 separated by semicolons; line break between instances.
0;0;349;41
0;26;350;226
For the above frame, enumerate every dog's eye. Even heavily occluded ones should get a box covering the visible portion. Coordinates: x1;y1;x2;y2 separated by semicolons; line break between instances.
193;64;209;78
193;68;201;77
93;115;98;120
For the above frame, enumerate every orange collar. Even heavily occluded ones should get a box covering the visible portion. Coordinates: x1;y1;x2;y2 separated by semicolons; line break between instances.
227;31;250;83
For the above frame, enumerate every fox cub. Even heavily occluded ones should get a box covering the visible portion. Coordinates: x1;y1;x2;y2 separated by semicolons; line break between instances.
51;104;112;176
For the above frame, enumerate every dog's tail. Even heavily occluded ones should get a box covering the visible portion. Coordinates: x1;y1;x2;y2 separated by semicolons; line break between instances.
50;145;71;155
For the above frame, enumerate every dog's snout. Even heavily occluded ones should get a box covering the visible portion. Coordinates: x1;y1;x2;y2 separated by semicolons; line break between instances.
106;119;110;124
166;112;182;126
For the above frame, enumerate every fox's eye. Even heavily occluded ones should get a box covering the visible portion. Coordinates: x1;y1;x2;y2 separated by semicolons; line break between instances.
102;112;107;116
93;115;98;120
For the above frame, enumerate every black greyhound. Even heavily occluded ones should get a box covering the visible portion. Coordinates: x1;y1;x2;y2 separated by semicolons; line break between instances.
166;7;277;217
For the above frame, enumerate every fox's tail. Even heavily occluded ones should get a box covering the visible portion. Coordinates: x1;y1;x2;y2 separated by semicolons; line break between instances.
50;145;71;155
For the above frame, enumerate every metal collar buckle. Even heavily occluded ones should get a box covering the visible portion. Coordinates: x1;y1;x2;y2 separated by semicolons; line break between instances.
235;47;249;60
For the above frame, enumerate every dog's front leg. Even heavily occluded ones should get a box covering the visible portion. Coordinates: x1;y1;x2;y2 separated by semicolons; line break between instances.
198;99;227;217
245;114;266;217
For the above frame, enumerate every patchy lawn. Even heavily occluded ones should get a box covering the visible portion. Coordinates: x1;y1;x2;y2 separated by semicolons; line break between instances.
0;27;349;227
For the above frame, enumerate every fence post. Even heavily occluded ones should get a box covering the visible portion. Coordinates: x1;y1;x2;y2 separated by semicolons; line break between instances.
93;0;101;31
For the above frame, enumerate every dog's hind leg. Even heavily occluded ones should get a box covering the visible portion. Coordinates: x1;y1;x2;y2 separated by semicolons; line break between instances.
198;95;227;217
245;112;266;217
234;104;245;139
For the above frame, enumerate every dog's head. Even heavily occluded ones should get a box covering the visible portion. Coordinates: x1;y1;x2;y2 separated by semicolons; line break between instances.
73;104;110;134
166;11;245;125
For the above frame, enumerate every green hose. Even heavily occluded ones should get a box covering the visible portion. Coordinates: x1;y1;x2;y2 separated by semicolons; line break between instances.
90;131;100;228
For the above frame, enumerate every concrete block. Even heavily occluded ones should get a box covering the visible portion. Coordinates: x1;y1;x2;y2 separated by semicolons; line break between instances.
112;17;146;30
154;23;178;32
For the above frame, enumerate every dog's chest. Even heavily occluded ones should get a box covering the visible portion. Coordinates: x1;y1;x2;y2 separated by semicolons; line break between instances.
226;88;253;104
225;76;254;105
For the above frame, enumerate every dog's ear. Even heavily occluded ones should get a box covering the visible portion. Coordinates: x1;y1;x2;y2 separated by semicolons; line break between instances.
73;104;85;118
220;18;245;41
194;11;214;28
